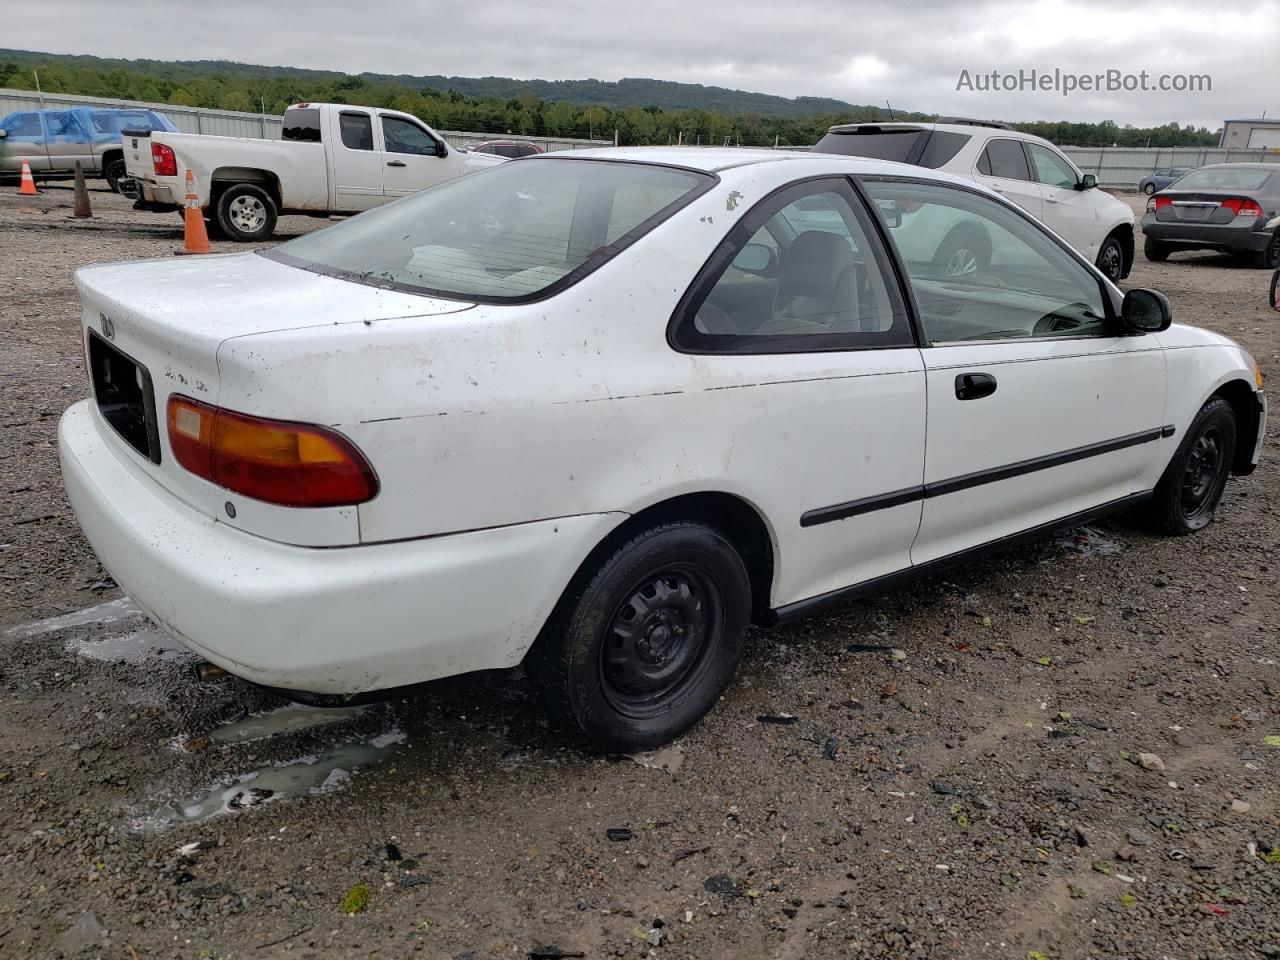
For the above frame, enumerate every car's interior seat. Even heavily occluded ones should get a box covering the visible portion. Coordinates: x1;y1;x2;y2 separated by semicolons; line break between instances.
763;230;859;334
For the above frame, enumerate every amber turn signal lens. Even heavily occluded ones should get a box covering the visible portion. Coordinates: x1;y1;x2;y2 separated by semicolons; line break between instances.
166;396;378;508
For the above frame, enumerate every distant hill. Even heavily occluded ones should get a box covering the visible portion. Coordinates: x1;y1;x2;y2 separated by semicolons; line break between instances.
0;48;892;118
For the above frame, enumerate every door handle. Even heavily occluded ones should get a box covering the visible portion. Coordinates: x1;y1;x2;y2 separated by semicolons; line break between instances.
955;372;997;400
1044;194;1059;203
990;184;1004;193
386;160;406;167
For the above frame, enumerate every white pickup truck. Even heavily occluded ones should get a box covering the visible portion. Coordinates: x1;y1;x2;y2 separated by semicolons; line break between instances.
123;102;504;241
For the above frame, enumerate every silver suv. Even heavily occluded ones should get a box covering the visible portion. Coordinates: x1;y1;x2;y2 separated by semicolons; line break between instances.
815;118;1135;281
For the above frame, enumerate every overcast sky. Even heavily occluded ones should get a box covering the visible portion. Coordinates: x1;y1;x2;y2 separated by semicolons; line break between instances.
8;0;1279;128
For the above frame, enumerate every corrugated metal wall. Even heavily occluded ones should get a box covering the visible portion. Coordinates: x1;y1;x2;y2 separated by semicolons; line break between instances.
1062;145;1280;189
0;88;611;152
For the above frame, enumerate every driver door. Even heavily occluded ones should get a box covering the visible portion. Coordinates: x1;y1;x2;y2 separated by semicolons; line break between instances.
862;178;1167;565
379;114;452;199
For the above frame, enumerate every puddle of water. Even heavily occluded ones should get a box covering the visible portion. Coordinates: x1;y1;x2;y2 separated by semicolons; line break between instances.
211;703;368;744
130;729;406;832
7;597;145;637
1059;525;1124;558
66;624;191;664
625;743;685;773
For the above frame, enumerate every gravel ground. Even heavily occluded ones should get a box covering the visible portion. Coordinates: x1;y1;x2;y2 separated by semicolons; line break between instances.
1;185;1278;960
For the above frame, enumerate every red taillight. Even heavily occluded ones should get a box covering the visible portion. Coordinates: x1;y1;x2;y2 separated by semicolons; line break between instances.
166;396;378;508
1221;197;1262;217
151;141;177;177
1154;196;1172;209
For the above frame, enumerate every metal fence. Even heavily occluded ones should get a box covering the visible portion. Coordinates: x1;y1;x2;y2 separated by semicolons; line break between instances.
0;88;610;152
1059;146;1280;189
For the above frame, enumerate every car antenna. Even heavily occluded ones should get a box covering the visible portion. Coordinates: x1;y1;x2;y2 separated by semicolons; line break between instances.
885;100;896;120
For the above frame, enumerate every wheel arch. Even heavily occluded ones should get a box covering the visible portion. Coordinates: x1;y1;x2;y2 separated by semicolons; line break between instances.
557;492;778;625
1211;377;1263;475
99;147;123;173
209;167;282;208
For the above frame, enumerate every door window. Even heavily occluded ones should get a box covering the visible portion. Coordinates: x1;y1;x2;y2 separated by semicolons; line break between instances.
44;111;89;143
382;116;439;156
1027;144;1078;189
976;138;1031;180
672;180;911;352
864;179;1108;343
1;112;42;138
339;112;374;151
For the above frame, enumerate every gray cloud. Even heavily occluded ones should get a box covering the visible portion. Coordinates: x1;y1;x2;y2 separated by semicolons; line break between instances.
7;0;1278;127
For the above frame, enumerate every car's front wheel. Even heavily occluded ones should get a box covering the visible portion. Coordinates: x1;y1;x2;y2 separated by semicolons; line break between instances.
1095;234;1126;282
214;183;278;242
1143;237;1170;262
934;224;991;278
528;522;751;751
1146;396;1236;535
1143;183;1157;195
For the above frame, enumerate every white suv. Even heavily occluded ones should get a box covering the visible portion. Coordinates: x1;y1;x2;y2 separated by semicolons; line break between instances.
815;119;1134;281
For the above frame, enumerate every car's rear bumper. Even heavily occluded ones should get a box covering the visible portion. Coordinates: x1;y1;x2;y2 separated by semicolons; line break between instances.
59;400;621;694
1141;215;1273;252
129;178;179;211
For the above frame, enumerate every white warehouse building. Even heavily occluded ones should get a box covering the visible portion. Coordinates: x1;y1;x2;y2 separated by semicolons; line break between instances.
1219;117;1280;150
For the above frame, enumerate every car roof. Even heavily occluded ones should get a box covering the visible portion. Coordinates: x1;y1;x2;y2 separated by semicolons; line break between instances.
534;147;987;188
822;120;1057;148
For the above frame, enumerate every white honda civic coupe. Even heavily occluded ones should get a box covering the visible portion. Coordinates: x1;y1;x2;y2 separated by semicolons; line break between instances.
59;148;1265;750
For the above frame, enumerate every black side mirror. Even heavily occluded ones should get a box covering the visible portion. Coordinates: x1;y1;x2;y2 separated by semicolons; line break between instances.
1075;174;1097;191
1120;288;1172;334
436;140;449;158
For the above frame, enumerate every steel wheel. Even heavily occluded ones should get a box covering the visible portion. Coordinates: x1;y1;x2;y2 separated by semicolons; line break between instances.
600;566;719;719
1178;426;1228;528
1097;238;1124;281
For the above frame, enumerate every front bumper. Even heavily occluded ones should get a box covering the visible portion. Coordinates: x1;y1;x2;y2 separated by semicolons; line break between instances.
59;400;622;694
1142;214;1273;253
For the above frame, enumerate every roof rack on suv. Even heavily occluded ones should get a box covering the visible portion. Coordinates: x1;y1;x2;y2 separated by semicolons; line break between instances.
933;117;1014;130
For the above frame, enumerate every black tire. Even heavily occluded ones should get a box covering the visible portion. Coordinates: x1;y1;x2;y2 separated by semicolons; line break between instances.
933;224;992;278
1270;267;1279;311
103;157;127;194
1145;397;1236;535
1143;237;1170;262
527;522;751;751
1143;183;1157;195
214;182;277;242
1096;234;1126;282
1252;232;1280;270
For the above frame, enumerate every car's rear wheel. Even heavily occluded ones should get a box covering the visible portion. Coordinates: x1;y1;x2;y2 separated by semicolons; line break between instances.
1143;183;1157;195
1146;397;1236;535
214;182;277;242
1096;234;1126;282
1143;237;1170;262
528;522;750;751
1253;232;1280;270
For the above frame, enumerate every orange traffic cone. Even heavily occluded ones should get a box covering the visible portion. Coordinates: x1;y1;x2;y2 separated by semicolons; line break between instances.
176;168;211;255
18;158;38;195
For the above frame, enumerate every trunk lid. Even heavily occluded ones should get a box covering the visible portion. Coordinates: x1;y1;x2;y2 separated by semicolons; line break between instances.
1152;189;1266;225
75;251;474;544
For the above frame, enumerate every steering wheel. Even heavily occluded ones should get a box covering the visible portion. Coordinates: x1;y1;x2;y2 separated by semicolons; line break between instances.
1032;302;1095;336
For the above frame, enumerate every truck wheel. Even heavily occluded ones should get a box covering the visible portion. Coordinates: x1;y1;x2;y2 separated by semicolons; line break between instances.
214;183;277;242
1143;237;1170;262
103;158;128;194
528;522;751;752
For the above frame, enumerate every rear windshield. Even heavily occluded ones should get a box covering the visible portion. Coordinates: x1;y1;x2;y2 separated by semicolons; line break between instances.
282;108;322;142
90;110;168;134
265;158;713;302
1172;167;1273;191
814;128;970;169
